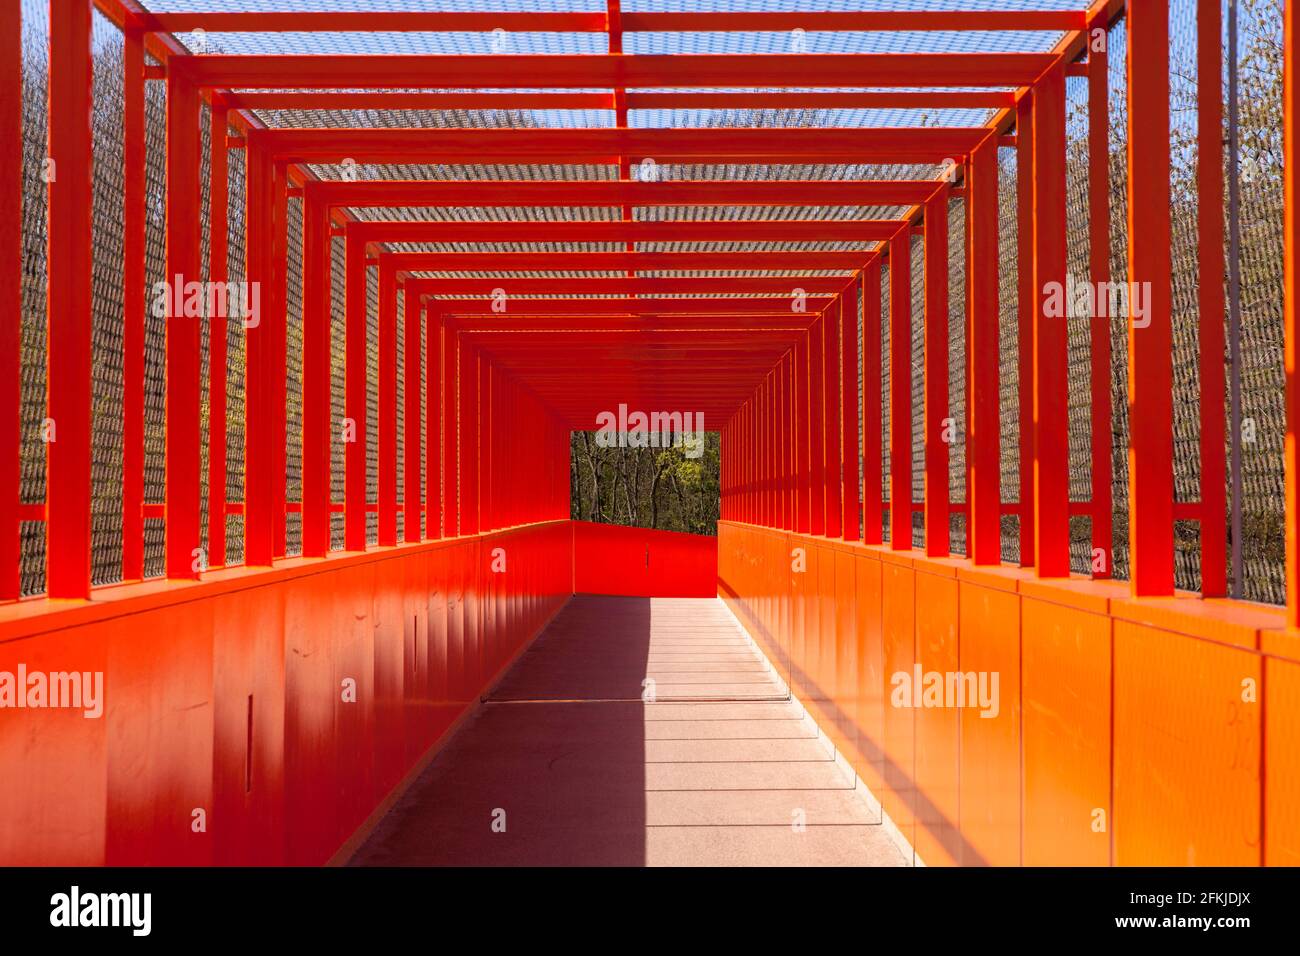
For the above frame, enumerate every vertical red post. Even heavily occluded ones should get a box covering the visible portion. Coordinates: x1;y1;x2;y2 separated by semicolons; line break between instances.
460;342;479;535
377;259;397;546
165;74;202;580
1284;0;1299;627
809;315;826;535
0;13;16;598
1090;38;1115;581
969;137;1001;564
270;162;287;558
862;264;883;545
443;319;458;536
1197;0;1226;596
796;337;811;534
244;139;273;565
301;190;330;557
405;292;423;543
426;300;440;538
841;286;860;541
1033;66;1070;578
776;361;787;531
45;0;93;598
480;358;492;532
889;233;912;550
824;302;843;538
121;28;145;581
923;194;950;557
784;351;795;530
1127;0;1175;595
1017;95;1037;567
207;105;228;568
343;227;368;552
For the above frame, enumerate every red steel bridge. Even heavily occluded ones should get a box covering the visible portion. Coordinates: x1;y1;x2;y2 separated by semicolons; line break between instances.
0;0;1298;867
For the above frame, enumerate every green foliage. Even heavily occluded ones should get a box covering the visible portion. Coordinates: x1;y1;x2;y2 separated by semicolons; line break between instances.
570;432;720;536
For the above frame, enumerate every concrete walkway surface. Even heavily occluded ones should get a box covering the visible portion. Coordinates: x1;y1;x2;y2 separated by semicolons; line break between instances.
349;594;909;867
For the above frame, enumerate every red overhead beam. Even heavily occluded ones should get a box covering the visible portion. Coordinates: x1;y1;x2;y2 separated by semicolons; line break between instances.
422;297;827;316
405;276;855;297
262;127;984;163
350;219;910;245
232;90;1017;112
174;53;1056;91
137;10;1084;33
308;178;939;208
388;250;866;272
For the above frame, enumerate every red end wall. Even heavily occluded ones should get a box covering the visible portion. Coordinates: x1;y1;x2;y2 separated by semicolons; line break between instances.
718;521;1300;867
0;521;571;866
572;521;718;597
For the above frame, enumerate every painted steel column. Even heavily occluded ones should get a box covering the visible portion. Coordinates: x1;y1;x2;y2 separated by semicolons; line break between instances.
862;263;883;545
207;105;229;568
243;138;273;565
377;259;398;546
301;189;331;557
426;305;441;538
1126;0;1175;595
1032;66;1070;578
270;162;288;558
841;286;861;541
1284;0;1299;627
0;14;16;597
968;137;1001;564
795;336;811;533
923;194;950;557
443;319;458;535
406;295;424;542
343;227;368;552
824;302;843;538
784;351;795;530
1017;95;1037;567
121;28;145;581
1198;0;1226;596
809;315;826;535
1089;39;1114;580
165;74;202;580
889;234;912;550
45;0;93;597
459;341;479;535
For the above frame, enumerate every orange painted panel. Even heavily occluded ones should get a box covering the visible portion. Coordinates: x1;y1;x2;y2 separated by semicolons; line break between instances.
912;569;960;866
852;552;886;798
831;548;858;758
879;559;916;852
210;585;286;866
0;627;108;865
1265;656;1300;865
1113;621;1261;866
1021;596;1110;866
105;601;215;865
957;579;1021;867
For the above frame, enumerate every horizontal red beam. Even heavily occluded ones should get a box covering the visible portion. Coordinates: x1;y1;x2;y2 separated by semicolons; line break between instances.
426;298;826;316
355;219;908;245
392;250;867;272
312;178;939;208
232;90;1017;111
137;11;1084;33
176;54;1056;91
405;277;855;296
265;127;983;163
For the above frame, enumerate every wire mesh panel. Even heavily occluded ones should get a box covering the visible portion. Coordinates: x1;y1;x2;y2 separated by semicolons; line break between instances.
285;196;304;557
19;3;48;596
330;235;348;551
1064;70;1093;576
1233;0;1287;604
1108;12;1133;585
880;263;891;545
947;192;967;556
997;143;1020;564
910;232;924;549
225;142;248;567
